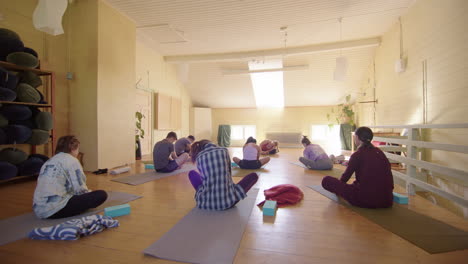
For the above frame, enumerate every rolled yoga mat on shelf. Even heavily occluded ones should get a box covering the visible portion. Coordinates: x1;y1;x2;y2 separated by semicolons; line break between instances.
308;185;468;254
0;191;142;246
111;162;197;185
144;188;259;264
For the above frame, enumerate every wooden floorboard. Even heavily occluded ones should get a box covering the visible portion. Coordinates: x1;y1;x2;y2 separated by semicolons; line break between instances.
0;148;467;264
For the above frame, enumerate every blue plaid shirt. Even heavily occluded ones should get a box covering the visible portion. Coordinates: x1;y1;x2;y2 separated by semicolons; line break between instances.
195;144;246;210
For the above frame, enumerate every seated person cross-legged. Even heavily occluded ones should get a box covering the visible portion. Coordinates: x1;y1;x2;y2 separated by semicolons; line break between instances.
233;137;270;169
299;136;333;170
259;139;279;155
153;131;190;173
33;135;108;219
321;126;394;208
188;140;258;210
174;135;195;156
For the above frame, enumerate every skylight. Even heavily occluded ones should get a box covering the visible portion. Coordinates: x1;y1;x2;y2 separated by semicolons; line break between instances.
248;59;284;108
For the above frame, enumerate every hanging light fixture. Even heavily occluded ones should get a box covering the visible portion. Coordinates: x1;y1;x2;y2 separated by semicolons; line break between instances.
33;0;68;36
334;17;348;81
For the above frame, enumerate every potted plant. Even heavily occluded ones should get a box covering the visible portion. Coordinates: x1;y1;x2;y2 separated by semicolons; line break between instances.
135;111;145;160
327;94;355;127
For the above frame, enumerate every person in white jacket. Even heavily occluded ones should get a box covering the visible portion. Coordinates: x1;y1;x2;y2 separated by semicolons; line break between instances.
33;135;107;219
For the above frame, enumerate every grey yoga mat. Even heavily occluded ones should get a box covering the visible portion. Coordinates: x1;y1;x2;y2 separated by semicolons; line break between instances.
0;191;142;246
144;188;260;264
308;185;468;254
111;162;197;185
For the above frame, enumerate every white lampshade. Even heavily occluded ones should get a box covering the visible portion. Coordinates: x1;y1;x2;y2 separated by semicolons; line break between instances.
334;56;348;81
33;0;68;36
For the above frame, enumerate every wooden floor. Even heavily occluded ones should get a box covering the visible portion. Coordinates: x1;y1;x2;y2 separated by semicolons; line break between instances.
1;148;467;264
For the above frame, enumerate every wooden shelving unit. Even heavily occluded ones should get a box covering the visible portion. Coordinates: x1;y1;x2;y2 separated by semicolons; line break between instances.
0;60;56;179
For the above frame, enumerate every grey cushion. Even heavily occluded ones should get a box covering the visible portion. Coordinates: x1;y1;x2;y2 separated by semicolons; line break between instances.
6;52;39;68
0;105;32;121
0;148;28;165
0;113;8;127
27;129;50;145
0;28;24;61
0;161;18;180
18;157;44;176
16;83;40;103
18;71;42;88
4;124;32;144
0;87;16;101
35;111;53;130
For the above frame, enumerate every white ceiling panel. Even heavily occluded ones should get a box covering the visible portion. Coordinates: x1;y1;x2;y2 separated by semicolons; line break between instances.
107;0;415;108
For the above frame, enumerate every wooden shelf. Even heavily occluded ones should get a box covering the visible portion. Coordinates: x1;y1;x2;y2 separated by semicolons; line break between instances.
0;101;52;107
0;61;52;76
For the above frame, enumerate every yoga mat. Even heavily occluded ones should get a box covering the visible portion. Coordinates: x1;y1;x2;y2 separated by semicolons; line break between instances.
308;185;468;254
289;162;347;179
0;191;142;246
112;163;197;185
231;166;268;177
144;188;260;264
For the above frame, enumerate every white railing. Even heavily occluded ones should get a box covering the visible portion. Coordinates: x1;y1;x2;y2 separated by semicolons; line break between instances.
369;123;468;208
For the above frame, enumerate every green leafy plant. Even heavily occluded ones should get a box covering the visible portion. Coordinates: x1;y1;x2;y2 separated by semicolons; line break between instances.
327;94;355;127
135;111;145;148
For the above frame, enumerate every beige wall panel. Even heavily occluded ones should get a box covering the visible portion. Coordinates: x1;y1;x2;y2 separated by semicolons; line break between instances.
97;0;135;169
357;0;468;217
135;40;191;145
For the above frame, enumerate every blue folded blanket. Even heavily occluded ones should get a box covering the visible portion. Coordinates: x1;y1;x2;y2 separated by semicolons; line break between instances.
28;215;119;240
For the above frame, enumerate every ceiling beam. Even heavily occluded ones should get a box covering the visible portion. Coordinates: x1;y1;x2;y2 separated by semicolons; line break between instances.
164;37;381;63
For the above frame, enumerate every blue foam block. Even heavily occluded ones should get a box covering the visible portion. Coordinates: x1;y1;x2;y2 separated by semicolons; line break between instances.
231;162;239;168
104;204;131;217
263;200;277;216
393;192;408;204
145;164;154;169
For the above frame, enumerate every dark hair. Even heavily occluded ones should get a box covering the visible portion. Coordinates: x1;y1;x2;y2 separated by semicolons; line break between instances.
166;131;177;140
245;136;256;144
55;135;80;154
355;126;374;148
190;139;211;162
301;135;311;145
187;135;195;141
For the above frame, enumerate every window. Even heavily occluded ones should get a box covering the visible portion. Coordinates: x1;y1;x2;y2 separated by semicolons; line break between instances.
249;59;284;108
231;125;256;141
310;125;341;155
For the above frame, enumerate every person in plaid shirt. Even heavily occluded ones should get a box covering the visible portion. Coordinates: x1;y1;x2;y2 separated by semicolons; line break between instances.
188;140;258;210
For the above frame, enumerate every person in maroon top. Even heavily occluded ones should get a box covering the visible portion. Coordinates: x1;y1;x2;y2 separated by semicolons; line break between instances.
321;126;394;208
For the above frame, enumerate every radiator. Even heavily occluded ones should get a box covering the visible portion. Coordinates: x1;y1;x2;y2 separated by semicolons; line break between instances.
265;132;302;148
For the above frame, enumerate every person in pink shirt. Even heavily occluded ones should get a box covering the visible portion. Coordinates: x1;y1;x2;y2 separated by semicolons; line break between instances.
321;127;394;208
299;136;333;170
259;139;279;155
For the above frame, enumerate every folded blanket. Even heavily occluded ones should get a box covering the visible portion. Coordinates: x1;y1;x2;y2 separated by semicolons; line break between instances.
28;215;119;240
257;184;304;207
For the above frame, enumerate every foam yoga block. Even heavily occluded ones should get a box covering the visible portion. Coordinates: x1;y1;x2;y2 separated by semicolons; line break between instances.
110;166;131;175
393;192;409;204
263;200;277;216
144;164;154;170
104;204;130;217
